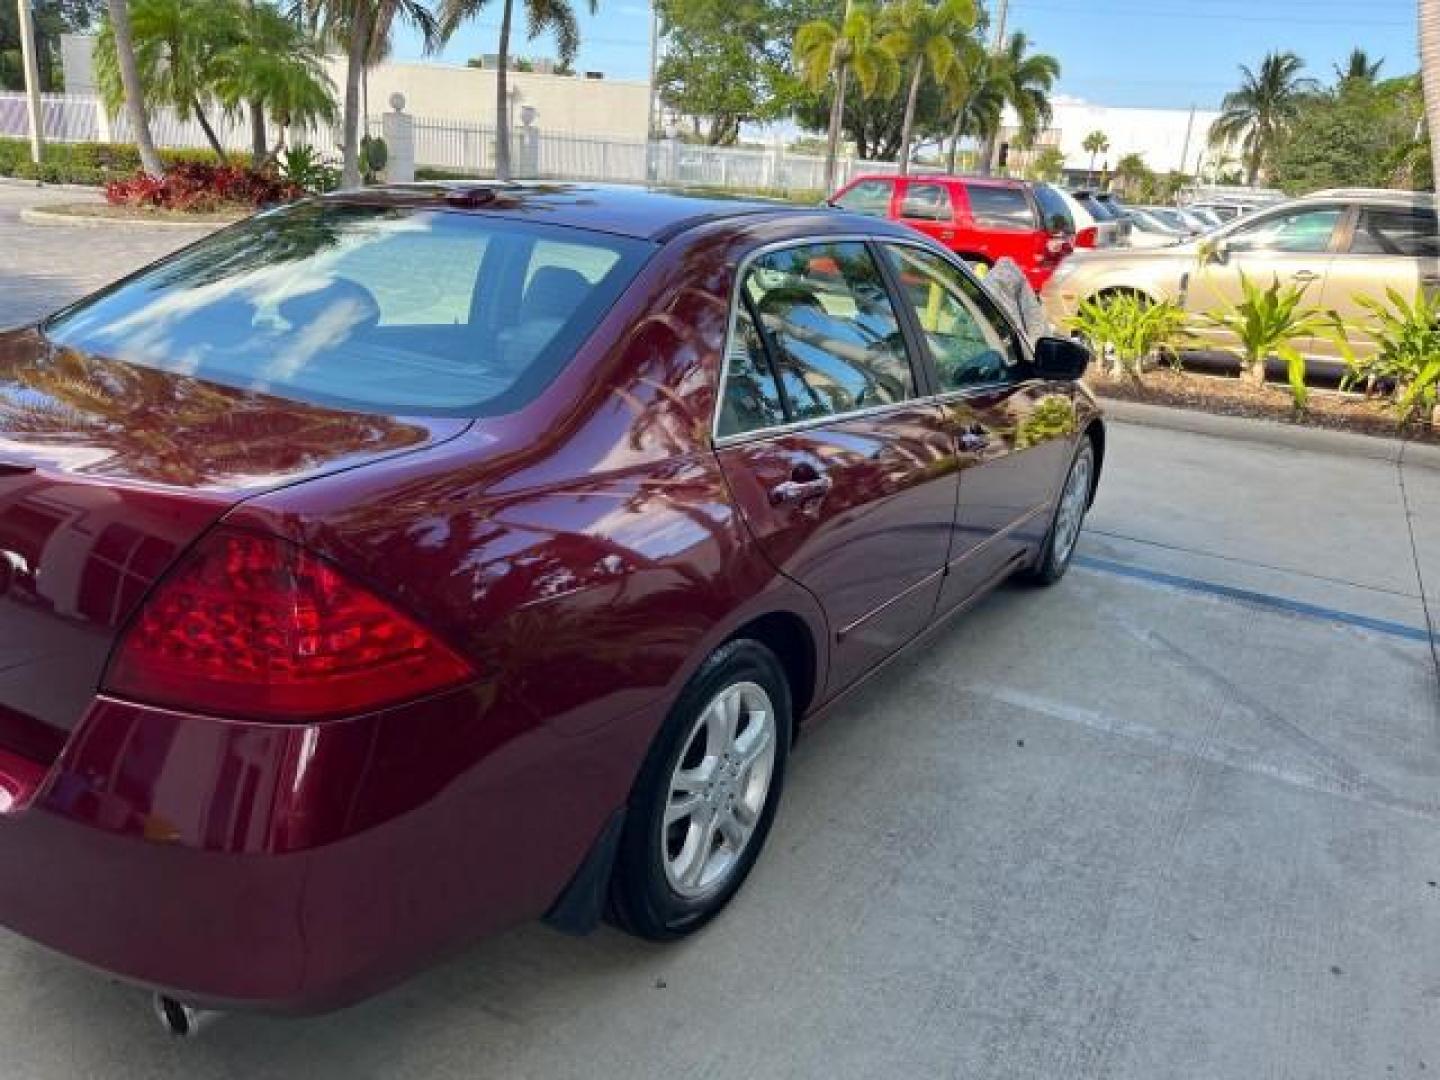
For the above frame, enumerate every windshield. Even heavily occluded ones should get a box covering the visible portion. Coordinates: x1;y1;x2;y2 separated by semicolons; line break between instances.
44;202;652;417
1074;193;1117;221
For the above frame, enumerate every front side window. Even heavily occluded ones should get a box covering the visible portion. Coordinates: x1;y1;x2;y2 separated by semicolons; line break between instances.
1225;208;1342;254
43;203;650;417
738;242;916;423
901;183;953;222
834;180;894;217
1349;207;1440;257
882;244;1022;389
965;185;1037;230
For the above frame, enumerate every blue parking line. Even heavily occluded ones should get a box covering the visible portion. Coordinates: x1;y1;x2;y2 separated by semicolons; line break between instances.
1074;555;1435;645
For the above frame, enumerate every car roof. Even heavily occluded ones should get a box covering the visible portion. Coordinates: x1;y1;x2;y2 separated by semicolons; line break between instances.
848;173;1028;189
1299;187;1438;208
321;182;803;241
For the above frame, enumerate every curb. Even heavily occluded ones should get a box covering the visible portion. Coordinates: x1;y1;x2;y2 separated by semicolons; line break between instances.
1098;396;1440;471
0;176;102;193
19;206;229;230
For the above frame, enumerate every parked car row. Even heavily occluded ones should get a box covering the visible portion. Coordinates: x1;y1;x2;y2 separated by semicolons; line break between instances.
827;173;1278;293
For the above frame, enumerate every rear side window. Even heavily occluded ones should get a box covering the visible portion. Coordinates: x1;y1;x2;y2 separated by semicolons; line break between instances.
1225;207;1342;254
834;180;894;217
717;305;788;438
729;242;916;426
1349;207;1440;257
1032;185;1074;234
901;182;953;222
966;185;1037;230
43;203;650;417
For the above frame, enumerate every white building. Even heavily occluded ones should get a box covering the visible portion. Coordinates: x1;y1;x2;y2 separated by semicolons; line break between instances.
1001;97;1227;179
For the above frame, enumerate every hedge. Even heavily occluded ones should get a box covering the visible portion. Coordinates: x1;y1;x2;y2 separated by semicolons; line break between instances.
0;139;224;186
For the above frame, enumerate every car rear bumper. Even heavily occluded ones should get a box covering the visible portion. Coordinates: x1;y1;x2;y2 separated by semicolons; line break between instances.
0;689;656;1012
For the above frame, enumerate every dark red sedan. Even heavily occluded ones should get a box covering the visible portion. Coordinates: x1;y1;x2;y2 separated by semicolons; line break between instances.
0;184;1102;1027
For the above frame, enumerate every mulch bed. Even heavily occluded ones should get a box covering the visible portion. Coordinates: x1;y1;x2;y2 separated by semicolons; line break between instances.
39;202;245;223
1088;368;1439;446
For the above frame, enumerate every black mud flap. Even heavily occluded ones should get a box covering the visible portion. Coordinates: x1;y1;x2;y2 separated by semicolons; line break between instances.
543;807;627;936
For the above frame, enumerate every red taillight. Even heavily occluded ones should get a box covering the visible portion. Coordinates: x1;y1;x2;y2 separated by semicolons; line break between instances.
1075;226;1099;248
104;529;475;722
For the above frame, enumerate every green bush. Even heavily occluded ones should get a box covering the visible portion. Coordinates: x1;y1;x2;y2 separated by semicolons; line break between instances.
0;139;222;186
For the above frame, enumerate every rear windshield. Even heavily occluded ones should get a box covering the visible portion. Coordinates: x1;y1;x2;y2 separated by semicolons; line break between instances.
43;202;652;417
1074;193;1117;221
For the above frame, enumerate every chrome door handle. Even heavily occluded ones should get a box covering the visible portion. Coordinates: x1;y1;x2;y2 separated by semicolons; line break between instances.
1291;271;1320;283
769;476;833;506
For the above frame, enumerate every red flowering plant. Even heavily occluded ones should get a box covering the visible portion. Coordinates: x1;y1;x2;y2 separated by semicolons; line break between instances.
105;163;303;213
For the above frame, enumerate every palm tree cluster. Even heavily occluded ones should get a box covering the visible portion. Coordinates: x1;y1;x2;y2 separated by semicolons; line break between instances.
1208;50;1318;186
95;0;335;168
795;0;1058;185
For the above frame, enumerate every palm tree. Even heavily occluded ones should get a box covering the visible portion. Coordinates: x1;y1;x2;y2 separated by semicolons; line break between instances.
796;1;900;192
214;4;337;165
1334;47;1383;85
439;0;597;182
975;30;1057;175
306;1;440;188
105;0;164;177
1208;51;1316;186
941;36;998;172
1422;0;1440;167
881;0;975;175
1082;129;1107;184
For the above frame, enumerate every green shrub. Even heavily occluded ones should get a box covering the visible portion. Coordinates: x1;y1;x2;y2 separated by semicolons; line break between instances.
0;139;222;186
1338;287;1440;427
1067;292;1189;381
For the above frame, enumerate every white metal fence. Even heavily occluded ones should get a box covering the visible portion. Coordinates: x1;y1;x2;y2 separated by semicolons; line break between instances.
0;92;899;193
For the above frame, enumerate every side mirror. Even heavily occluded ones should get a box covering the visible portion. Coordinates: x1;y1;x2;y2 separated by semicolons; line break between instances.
1033;336;1092;381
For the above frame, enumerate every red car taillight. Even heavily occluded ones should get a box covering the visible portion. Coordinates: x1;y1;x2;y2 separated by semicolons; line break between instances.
1075;226;1099;248
104;529;475;722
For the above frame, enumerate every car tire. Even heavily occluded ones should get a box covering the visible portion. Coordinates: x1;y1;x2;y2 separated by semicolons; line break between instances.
608;639;791;941
1018;436;1095;587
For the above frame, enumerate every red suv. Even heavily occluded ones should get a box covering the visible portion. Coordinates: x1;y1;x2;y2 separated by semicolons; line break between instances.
830;174;1075;291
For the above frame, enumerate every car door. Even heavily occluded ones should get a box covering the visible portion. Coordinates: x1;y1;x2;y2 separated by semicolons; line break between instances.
896;178;959;249
1184;203;1346;356
713;240;959;695
1315;202;1440;371
962;182;1048;285
878;241;1076;607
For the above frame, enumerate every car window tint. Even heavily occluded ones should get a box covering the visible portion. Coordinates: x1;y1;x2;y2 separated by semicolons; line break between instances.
1225;207;1341;254
965;185;1036;230
901;182;952;222
1033;185;1073;233
834;180;894;217
1074;193;1116;221
1349;207;1440;257
43;203;650;417
744;242;916;420
718;304;788;437
882;244;1021;389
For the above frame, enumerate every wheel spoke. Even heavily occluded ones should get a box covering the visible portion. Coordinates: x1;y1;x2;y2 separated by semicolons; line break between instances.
665;791;705;826
732;798;758;828
681;808;719;887
717;811;747;850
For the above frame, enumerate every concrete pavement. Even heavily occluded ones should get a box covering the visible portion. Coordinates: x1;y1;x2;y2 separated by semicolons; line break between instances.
0;181;1436;1078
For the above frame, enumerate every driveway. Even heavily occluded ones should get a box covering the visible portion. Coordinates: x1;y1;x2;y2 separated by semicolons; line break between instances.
0;181;1437;1078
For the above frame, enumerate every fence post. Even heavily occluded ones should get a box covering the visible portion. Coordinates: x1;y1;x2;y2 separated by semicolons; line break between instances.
381;93;415;183
94;97;112;144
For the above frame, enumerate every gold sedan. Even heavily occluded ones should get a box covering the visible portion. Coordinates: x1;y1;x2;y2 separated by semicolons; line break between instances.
1040;189;1440;376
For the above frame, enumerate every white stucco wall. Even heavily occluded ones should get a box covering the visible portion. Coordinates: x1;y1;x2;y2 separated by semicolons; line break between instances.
325;59;650;141
1004;99;1225;175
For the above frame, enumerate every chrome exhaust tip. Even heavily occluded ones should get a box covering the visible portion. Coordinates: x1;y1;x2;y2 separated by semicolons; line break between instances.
152;994;218;1038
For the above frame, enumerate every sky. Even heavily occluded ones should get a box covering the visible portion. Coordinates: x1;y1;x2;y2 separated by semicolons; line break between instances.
390;0;1421;114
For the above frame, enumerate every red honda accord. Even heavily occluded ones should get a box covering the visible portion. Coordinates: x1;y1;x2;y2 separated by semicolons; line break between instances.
0;183;1101;1026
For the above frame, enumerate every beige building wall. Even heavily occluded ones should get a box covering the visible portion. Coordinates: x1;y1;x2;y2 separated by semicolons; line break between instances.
322;59;650;142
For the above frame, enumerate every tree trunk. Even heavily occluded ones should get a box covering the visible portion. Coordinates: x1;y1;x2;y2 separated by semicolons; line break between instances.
896;61;923;177
977;130;996;176
107;0;164;178
945;96;970;173
191;98;230;163
341;2;371;188
1240;356;1266;385
824;62;849;191
1421;0;1440;178
249;103;266;166
494;0;515;181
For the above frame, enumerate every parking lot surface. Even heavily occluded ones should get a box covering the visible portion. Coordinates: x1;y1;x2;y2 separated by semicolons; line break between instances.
0;181;1437;1078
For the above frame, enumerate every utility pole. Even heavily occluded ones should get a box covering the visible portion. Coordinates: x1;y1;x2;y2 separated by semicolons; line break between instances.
647;1;660;142
1178;103;1196;179
16;0;44;167
990;0;1008;47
